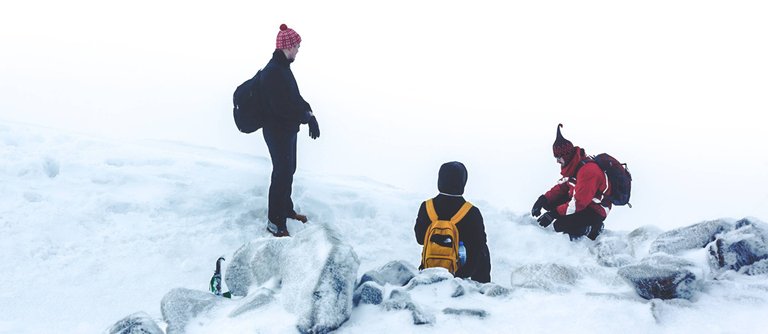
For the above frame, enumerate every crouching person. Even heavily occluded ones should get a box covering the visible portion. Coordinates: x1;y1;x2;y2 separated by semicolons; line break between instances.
531;124;611;241
414;161;491;283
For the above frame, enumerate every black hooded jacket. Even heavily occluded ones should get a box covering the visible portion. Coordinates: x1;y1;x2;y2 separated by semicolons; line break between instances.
414;162;489;281
261;50;312;132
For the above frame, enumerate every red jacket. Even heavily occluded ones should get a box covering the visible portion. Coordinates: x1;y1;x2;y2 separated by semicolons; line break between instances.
544;147;612;218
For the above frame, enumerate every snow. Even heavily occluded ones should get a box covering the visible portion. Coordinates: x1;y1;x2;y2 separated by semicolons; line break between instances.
2;121;768;334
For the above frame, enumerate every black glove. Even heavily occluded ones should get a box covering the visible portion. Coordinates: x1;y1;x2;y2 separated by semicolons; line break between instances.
531;195;548;217
537;211;557;228
308;116;320;139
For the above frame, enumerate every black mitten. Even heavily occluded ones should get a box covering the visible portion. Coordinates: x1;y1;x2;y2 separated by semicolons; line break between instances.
308;116;320;139
531;195;548;217
537;211;557;228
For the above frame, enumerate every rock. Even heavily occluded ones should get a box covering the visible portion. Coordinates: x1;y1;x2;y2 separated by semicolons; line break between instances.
707;219;768;273
225;237;289;297
212;222;359;334
382;289;434;325
161;288;220;334
104;312;163;334
451;282;466;298
228;288;275;318
442;308;489;319
649;220;732;255
510;263;580;292
409;304;435;325
292;226;360;334
744;259;768;275
358;260;417;288
353;281;384;306
383;289;412;311
404;267;453;290
480;283;512;297
592;234;633;267
618;255;698;300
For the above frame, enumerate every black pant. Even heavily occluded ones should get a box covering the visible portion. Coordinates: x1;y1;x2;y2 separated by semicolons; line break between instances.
553;208;605;240
263;126;297;228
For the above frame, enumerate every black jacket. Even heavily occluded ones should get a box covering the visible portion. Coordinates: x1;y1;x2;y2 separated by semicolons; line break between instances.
414;194;488;280
261;50;312;132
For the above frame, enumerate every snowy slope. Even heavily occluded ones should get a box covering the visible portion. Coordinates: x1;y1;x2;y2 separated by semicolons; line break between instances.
1;121;767;334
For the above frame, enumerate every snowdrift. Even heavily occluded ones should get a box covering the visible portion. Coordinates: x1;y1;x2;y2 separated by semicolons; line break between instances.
2;122;767;334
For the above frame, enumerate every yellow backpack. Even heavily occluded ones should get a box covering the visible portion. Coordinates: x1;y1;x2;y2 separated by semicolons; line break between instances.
421;199;473;274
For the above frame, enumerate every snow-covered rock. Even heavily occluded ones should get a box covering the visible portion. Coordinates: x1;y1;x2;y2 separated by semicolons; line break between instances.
225;222;360;334
225;237;290;297
618;254;699;300
442;307;488;319
480;283;513;297
358;260;417;288
707;218;768;274
404;267;454;290
382;289;434;325
228;287;275;318
161;288;220;334
104;312;163;334
510;263;581;292
591;232;633;267
649;220;732;255
353;281;384;306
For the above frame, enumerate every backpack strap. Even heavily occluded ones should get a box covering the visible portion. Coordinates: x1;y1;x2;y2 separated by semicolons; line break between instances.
425;199;474;225
425;199;439;223
449;202;474;225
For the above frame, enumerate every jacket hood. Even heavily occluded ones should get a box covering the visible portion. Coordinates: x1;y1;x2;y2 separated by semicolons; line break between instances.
438;161;468;195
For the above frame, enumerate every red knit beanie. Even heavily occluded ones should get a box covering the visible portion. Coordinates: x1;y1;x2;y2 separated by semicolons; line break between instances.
276;24;301;49
552;123;576;162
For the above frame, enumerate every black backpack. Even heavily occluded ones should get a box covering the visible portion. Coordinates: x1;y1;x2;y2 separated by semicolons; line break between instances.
232;70;265;133
582;153;633;207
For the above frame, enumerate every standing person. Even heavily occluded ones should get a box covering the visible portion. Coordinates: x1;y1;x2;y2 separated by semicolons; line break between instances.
414;161;492;283
262;24;320;237
531;124;611;240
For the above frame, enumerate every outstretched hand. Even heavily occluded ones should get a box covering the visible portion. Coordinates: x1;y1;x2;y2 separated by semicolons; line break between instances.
308;116;320;139
531;195;547;217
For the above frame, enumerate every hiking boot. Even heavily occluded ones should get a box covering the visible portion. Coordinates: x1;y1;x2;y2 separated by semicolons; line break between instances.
266;221;290;237
291;213;308;223
587;222;604;240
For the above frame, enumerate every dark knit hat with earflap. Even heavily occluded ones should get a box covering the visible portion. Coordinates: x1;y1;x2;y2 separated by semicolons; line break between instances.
552;124;576;162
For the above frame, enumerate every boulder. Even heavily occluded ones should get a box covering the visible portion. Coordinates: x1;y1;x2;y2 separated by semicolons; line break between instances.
510;263;580;292
225;237;289;297
744;259;768;275
591;233;633;267
707;219;768;274
358;260;417;288
212;222;359;334
618;255;698;300
404;267;454;290
104;312;163;334
228;287;275;318
353;281;384;306
649;220;731;255
161;288;220;334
